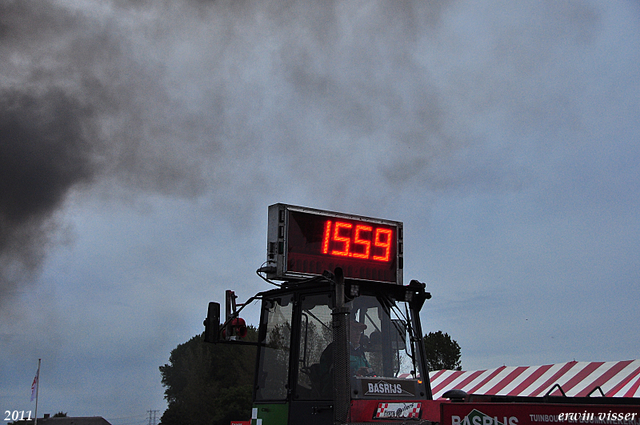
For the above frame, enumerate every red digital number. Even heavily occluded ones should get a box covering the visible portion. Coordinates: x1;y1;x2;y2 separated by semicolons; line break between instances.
352;224;372;259
322;220;332;254
372;228;392;261
331;221;352;257
321;220;392;262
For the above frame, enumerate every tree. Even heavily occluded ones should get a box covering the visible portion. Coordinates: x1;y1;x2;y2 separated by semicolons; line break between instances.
159;327;258;425
423;331;462;371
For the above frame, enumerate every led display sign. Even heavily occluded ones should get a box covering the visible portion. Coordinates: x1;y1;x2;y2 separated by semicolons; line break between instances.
266;204;403;284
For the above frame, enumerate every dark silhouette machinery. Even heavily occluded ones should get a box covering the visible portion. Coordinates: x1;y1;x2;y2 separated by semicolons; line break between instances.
204;204;640;425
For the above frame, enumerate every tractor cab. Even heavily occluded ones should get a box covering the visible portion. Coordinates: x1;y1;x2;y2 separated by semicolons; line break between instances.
204;204;433;424
251;274;432;424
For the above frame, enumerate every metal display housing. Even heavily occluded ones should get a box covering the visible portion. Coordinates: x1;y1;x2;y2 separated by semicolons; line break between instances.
266;203;403;285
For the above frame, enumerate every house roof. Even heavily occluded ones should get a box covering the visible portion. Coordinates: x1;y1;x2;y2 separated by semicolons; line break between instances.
428;359;640;400
31;417;112;425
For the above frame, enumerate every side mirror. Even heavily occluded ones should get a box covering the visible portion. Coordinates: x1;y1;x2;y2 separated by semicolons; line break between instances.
203;302;220;343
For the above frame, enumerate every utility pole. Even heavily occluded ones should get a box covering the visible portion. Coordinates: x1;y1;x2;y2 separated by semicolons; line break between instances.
147;410;159;425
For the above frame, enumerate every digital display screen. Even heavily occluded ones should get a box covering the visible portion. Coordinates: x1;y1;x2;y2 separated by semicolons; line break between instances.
267;204;402;284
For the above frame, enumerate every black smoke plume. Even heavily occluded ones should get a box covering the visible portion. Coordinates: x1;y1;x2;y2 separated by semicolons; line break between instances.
0;0;601;300
0;89;100;292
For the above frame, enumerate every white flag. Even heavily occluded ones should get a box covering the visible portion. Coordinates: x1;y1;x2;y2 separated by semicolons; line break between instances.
30;366;39;402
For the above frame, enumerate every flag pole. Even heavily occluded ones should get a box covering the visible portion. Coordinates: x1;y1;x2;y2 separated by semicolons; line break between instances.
34;359;41;425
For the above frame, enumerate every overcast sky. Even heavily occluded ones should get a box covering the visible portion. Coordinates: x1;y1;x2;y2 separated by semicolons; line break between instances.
1;0;639;422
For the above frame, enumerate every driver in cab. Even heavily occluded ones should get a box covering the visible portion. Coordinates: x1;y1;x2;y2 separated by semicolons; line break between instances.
349;319;374;377
318;318;375;390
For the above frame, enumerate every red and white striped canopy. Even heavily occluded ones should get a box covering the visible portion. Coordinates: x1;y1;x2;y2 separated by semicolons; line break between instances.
428;360;640;400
